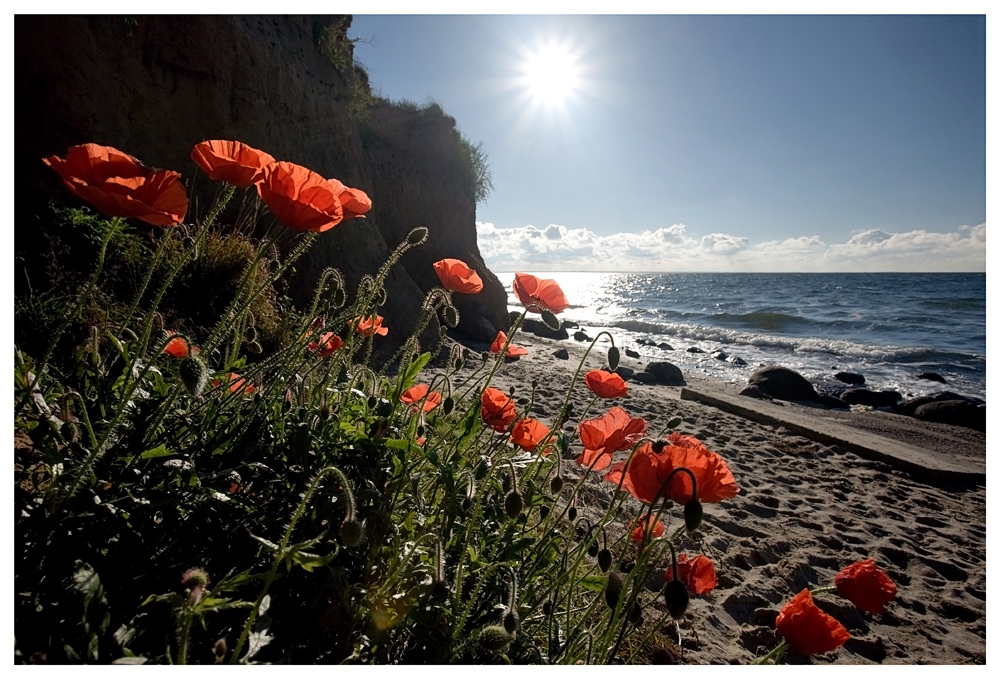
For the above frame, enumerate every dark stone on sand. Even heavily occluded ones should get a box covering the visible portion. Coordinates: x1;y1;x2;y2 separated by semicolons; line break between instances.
637;338;657;346
894;391;984;416
658;342;674;350
747;366;821;403
817;395;851;410
562;320;579;329
518;317;569;340
738;385;773;401
913;400;986;432
686;347;704;353
645;361;686;386
632;372;658;385
917;372;947;384
614;366;635;381
834;371;866;385
573;331;591;342
839;389;902;408
711;350;729;360
625;348;641;359
553;348;569;360
726;355;748;367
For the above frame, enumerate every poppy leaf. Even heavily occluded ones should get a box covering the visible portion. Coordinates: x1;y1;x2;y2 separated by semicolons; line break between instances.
139;444;173;460
540;309;561;331
400;352;432;392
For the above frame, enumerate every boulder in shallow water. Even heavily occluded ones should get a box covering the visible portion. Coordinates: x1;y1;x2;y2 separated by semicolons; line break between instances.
711;350;728;361
917;372;947;384
657;342;674;350
726;355;748;367
573;331;590;342
894;391;984;416
834;371;866;385
686;347;704;353
747;366;820;403
625;348;641;359
645;361;686;386
519;317;569;340
913;400;985;432
839;389;902;408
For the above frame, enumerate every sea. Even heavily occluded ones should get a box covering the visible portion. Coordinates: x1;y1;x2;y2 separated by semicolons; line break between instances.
497;272;986;402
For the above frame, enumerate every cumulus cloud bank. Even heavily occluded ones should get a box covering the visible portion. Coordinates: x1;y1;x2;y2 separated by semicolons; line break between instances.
475;221;985;272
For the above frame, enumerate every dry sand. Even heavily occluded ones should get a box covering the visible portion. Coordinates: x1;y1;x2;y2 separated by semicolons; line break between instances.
446;331;987;665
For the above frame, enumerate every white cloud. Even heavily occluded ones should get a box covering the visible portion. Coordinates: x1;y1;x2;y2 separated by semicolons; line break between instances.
474;221;985;272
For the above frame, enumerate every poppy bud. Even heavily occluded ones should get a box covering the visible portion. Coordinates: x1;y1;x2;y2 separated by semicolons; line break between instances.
454;357;464;371
332;287;346;308
178;355;209;397
666;416;682;430
604;571;624;610
542;601;553;616
444;306;459;328
684;499;703;533
375;399;393;417
549;475;563;494
247;340;263;355
339;518;363;547
213;637;227;663
608;347;621;371
443;396;455;415
477;625;513;652
245;326;258;345
664;579;689;619
474;459;489;480
503;609;520;634
461;496;472;512
568;506;577;522
504;491;524;519
540;309;561;331
62;421;81;443
597;548;613;573
588;543;599;558
539;505;550;519
367;395;378;409
407;226;429;246
481;351;490;362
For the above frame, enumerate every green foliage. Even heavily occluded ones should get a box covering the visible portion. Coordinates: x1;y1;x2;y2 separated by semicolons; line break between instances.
457;134;494;205
14;143;722;666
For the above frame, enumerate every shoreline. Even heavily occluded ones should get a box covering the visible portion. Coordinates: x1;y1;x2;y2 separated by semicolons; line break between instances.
445;329;987;664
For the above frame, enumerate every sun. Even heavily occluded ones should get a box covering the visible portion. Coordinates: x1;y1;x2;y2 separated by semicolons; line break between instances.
518;41;582;109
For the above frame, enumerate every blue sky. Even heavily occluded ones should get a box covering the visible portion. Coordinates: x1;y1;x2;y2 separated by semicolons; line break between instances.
349;13;986;272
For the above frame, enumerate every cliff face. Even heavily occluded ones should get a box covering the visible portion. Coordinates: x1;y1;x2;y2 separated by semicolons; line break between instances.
15;15;509;346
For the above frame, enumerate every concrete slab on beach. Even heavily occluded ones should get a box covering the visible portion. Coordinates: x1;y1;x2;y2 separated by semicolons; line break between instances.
679;384;986;483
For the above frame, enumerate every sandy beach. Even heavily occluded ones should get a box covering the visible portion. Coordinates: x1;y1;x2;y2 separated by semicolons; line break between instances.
449;329;987;665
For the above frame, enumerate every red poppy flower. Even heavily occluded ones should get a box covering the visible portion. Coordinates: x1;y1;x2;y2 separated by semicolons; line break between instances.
834;559;897;615
433;258;484;294
401;384;442;413
43;143;188;226
604;433;739;505
576;407;648;471
585;370;628;399
326;177;373;220
256;161;345;233
308;332;344;357
163;335;190;359
481;387;517;433
190;140;275;188
490;331;528;358
355;315;388;337
775;589;851;656
664;553;718;595
212;372;256;395
510;418;551;454
630;514;665;543
512;272;569;314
